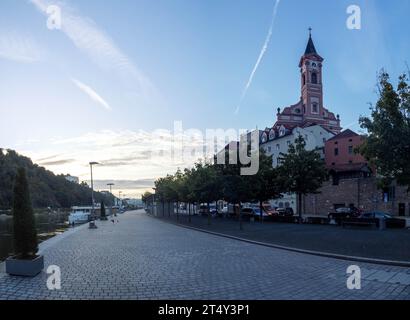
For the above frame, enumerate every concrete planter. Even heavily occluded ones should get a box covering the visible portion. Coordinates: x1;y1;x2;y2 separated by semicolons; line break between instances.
6;255;44;277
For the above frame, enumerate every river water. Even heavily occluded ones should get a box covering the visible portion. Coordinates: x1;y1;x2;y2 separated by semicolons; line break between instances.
0;210;70;261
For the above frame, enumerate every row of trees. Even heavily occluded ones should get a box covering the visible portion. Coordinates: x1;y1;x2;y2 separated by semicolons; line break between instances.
0;149;115;209
144;136;328;227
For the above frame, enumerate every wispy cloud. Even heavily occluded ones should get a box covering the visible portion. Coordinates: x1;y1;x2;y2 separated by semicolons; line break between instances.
29;0;157;98
0;31;43;63
71;78;112;111
39;159;75;166
235;0;281;114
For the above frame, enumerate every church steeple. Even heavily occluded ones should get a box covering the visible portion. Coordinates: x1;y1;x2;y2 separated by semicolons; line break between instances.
304;28;318;55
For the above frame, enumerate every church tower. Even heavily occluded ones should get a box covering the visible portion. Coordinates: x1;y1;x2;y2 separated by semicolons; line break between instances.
299;28;324;119
273;29;341;134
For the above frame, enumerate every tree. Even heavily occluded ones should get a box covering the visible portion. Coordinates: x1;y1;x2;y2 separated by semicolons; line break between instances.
189;162;221;225
100;201;107;220
12;167;38;259
250;149;282;221
218;151;253;230
277;136;327;221
141;191;153;205
359;71;410;190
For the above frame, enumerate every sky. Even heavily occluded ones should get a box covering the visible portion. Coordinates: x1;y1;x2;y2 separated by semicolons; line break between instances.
1;0;409;198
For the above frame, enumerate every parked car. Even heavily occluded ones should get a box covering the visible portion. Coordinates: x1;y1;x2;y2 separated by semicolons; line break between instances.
359;211;392;219
241;207;270;221
328;207;362;220
276;207;294;217
199;204;219;216
355;211;406;229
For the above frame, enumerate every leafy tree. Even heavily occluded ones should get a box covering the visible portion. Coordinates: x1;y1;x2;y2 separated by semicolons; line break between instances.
277;136;327;221
250;149;282;221
12;167;38;259
218;151;253;230
359;71;410;190
189;162;221;225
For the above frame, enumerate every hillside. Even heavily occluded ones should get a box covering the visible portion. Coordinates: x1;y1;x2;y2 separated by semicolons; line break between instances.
0;149;114;209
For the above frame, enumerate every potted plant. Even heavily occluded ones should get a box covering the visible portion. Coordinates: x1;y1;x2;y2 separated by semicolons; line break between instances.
6;167;44;277
100;201;108;221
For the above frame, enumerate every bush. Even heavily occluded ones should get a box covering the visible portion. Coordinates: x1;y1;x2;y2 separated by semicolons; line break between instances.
12;167;38;259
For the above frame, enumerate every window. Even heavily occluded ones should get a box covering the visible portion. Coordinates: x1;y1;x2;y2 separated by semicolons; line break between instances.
261;133;267;143
276;144;280;151
348;146;353;154
311;72;318;84
334;148;339;156
305;134;308;141
382;187;396;202
312;103;318;114
269;129;275;140
267;146;272;153
302;74;306;86
279;127;286;137
287;141;291;146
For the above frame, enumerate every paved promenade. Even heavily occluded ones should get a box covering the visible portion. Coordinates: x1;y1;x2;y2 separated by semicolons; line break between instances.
0;210;409;300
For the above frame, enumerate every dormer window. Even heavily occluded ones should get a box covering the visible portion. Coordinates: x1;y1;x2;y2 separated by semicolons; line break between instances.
269;129;275;140
261;132;268;143
279;126;286;137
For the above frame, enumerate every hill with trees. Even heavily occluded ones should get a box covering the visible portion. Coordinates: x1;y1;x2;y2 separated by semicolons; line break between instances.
0;149;114;209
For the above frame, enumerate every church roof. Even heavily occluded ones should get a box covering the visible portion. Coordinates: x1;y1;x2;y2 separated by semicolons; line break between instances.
304;34;318;55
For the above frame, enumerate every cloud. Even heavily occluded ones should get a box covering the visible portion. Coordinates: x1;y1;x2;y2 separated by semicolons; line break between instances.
39;159;75;166
29;0;157;98
235;0;281;114
91;179;156;191
71;78;112;110
0;31;43;63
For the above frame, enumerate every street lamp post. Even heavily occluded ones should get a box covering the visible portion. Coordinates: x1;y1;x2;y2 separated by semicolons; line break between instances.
89;162;99;228
107;183;115;216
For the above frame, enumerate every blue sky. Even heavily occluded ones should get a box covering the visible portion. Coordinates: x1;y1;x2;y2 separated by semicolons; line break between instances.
1;0;409;197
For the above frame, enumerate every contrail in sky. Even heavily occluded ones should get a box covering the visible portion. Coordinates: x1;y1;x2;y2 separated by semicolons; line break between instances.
235;0;281;114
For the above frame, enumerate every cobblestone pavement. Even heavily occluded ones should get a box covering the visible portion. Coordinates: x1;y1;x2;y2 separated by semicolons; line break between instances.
0;210;409;300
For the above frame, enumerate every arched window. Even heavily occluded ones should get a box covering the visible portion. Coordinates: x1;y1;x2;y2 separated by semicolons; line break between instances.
312;102;318;114
311;72;318;84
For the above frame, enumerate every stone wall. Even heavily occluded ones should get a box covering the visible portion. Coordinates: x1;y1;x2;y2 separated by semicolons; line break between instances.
304;177;410;217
